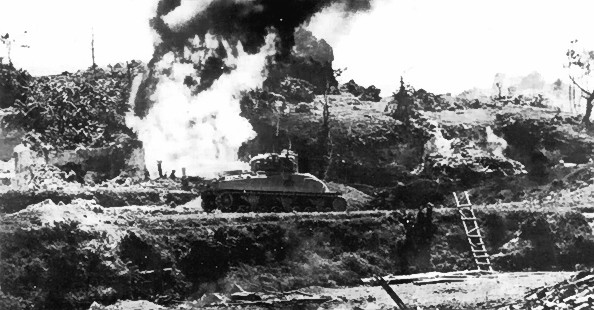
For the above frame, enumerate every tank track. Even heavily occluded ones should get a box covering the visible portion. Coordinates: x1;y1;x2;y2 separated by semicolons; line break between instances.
201;189;347;213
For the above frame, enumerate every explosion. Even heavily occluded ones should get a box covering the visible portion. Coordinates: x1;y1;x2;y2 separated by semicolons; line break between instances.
131;0;373;178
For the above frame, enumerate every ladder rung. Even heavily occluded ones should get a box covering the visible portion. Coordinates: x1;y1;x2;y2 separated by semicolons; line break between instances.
454;191;494;272
467;226;479;232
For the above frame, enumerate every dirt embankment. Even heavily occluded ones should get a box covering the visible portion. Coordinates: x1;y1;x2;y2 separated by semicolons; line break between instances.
1;199;593;310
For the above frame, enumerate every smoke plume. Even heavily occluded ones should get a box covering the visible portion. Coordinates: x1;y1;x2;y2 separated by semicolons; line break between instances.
131;0;372;178
153;0;371;57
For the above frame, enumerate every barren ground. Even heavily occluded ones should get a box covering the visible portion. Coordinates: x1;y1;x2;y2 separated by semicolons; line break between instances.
319;272;573;309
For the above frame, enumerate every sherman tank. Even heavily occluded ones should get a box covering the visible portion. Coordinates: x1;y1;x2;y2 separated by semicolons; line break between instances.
201;150;347;212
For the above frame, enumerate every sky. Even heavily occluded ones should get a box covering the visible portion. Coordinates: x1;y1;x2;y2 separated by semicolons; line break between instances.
0;0;157;75
1;0;594;94
308;0;594;94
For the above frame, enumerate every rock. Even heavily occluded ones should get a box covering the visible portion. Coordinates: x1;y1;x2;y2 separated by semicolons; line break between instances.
229;283;246;294
88;301;105;310
199;293;229;305
84;171;99;186
499;189;513;200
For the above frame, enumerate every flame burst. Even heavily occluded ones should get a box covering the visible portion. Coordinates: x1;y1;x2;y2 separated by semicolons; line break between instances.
128;33;276;178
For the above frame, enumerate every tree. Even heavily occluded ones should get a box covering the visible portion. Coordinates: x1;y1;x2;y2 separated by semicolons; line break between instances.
493;73;505;99
0;31;30;65
552;78;563;92
320;67;345;180
566;39;594;127
390;77;416;125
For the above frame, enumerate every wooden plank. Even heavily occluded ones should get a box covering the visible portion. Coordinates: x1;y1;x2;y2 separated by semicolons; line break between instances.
413;278;466;285
374;276;409;310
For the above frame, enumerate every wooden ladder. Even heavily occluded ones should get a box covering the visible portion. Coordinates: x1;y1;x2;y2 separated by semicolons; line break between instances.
453;191;494;272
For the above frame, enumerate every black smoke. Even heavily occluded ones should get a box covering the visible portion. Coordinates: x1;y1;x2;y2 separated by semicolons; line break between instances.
134;0;372;117
152;0;371;58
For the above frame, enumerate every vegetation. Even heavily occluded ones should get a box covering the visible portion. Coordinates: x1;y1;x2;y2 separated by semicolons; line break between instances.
567;39;594;126
2;64;142;151
0;62;31;109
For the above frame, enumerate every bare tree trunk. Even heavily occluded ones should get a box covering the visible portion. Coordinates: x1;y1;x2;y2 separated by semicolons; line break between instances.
583;96;594;127
320;81;331;178
91;30;96;74
323;133;333;181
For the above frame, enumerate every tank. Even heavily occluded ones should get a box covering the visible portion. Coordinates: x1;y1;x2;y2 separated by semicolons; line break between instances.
201;150;347;212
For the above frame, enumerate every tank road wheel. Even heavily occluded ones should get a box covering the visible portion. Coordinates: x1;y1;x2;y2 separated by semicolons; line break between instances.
281;197;294;212
215;193;234;212
311;198;326;212
268;197;283;213
332;197;348;212
246;195;260;208
237;205;250;213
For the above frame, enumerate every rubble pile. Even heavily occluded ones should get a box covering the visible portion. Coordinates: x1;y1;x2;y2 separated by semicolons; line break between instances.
413;89;463;112
421;127;526;184
187;285;334;308
362;270;493;286
493;94;549;108
501;272;594;309
7;198;108;230
20;163;77;191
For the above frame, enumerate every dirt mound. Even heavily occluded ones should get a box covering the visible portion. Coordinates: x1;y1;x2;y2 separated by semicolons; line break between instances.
326;182;372;210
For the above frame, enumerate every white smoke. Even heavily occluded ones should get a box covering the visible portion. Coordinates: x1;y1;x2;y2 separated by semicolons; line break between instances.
128;33;276;179
161;0;216;30
485;126;508;158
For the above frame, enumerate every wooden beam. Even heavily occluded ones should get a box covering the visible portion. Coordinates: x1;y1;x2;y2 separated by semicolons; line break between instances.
374;276;409;310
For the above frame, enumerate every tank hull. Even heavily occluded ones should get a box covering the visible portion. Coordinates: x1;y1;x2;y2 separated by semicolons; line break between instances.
199;151;347;213
201;189;347;213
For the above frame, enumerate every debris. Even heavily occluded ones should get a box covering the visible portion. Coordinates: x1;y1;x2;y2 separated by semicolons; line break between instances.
500;272;594;309
362;270;494;285
200;289;333;307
